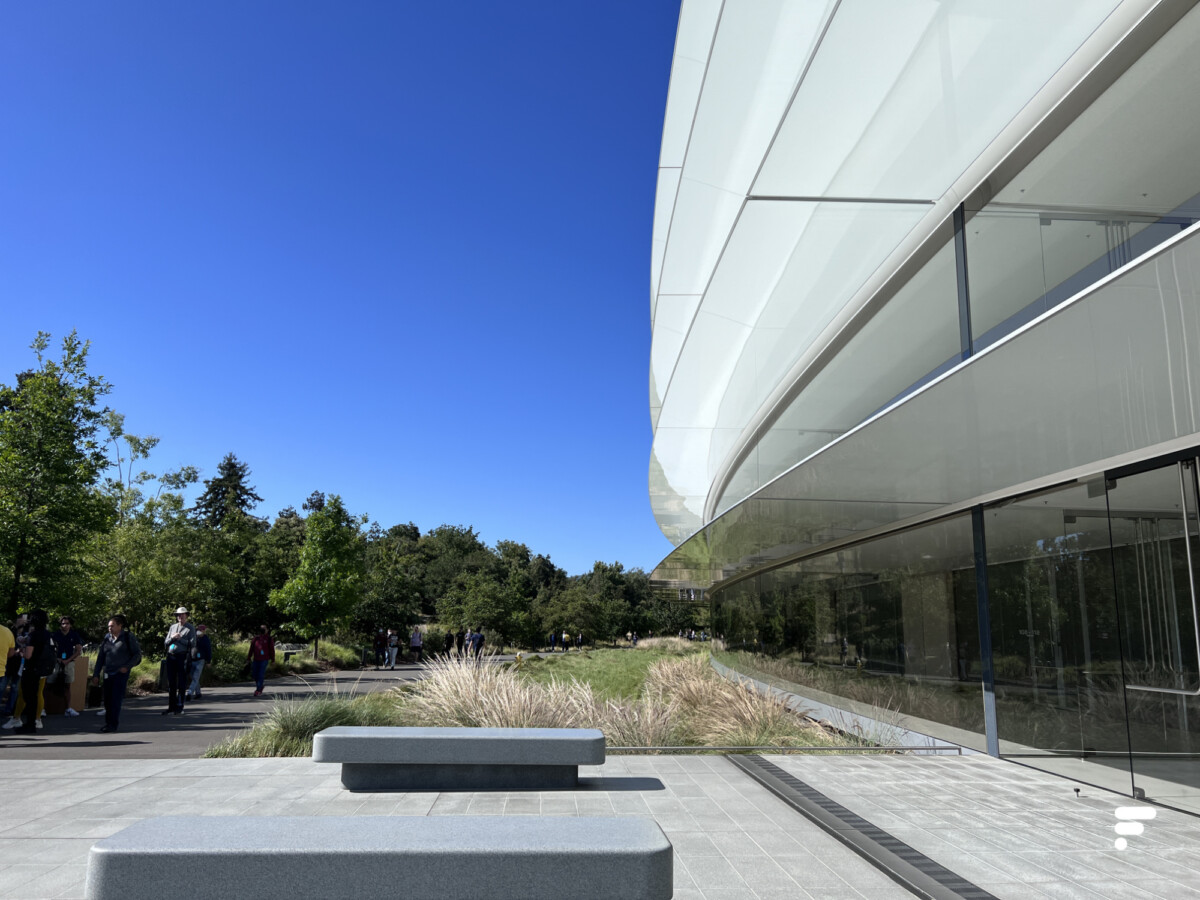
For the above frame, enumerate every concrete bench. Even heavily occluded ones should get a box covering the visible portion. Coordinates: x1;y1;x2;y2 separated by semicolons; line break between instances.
313;725;605;791
85;815;672;900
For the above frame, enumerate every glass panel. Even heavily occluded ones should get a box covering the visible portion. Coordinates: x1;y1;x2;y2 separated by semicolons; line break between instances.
715;239;960;515
1110;461;1200;814
985;481;1133;794
1111;465;1200;692
969;5;1200;350
711;514;987;751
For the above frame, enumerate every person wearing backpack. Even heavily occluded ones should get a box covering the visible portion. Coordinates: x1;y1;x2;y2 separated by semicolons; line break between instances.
247;624;275;697
91;615;143;734
15;609;53;734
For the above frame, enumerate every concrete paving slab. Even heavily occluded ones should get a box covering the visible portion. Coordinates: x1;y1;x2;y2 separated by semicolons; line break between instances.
765;754;1200;900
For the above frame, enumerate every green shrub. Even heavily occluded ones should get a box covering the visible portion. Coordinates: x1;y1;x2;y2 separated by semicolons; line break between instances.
204;692;401;758
208;643;250;683
318;640;361;669
128;657;162;693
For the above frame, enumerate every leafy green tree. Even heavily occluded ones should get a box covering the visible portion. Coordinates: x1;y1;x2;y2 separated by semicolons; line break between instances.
0;332;114;618
82;413;212;637
269;494;366;657
351;521;421;637
417;524;492;614
252;506;307;597
192;453;264;529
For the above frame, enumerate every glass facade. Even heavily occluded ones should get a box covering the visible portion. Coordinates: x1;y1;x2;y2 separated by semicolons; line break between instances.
657;6;1200;817
712;515;987;751
712;453;1200;814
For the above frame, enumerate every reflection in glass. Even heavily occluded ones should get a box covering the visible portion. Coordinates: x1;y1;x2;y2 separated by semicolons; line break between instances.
984;482;1132;793
1110;461;1200;813
968;5;1200;350
712;515;985;749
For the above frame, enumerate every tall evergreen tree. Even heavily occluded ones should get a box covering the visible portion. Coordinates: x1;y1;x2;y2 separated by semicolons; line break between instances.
192;452;264;528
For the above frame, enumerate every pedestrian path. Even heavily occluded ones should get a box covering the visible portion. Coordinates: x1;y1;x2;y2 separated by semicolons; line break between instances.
0;666;423;760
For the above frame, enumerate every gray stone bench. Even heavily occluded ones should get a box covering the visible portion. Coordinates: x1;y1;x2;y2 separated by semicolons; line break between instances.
85;815;672;900
313;725;605;791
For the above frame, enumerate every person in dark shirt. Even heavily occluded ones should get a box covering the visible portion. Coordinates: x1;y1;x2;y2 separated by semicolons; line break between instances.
91;615;143;734
48;616;85;715
16;609;51;734
187;624;213;702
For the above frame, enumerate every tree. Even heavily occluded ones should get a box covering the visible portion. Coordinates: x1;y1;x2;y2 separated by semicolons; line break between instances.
269;494;366;657
83;413;210;637
417;524;493;615
351;521;421;638
0;332;114;618
191;453;264;529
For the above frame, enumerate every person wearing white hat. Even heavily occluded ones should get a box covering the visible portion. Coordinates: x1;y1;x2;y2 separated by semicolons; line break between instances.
162;607;196;715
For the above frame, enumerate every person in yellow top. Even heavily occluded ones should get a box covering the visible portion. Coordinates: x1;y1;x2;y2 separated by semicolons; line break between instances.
0;623;14;720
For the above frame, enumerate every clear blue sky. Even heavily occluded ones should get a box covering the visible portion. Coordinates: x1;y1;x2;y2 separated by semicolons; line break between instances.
0;2;680;576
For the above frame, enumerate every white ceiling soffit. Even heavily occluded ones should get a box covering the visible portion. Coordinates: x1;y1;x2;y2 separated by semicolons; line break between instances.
649;0;1145;545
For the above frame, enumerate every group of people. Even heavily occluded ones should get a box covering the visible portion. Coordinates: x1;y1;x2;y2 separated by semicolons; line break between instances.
547;630;584;652
371;626;487;668
372;626;425;669
0;608;279;736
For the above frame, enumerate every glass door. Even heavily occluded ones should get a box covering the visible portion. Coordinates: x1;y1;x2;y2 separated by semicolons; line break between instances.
1107;460;1200;814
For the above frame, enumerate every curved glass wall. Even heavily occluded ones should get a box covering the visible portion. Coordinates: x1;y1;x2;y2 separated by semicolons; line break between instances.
713;3;1200;518
713;452;1200;815
650;0;1130;544
712;513;987;752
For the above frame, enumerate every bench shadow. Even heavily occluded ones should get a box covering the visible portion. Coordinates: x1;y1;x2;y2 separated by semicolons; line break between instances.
576;776;665;792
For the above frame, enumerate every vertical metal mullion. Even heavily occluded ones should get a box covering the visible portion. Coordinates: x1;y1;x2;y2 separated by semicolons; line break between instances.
954;204;974;360
972;506;999;757
1183;462;1200;679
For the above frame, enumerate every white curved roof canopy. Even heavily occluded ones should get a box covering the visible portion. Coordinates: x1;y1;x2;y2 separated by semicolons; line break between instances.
648;0;1151;545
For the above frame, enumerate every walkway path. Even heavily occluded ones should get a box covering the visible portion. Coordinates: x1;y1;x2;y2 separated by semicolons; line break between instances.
0;665;423;760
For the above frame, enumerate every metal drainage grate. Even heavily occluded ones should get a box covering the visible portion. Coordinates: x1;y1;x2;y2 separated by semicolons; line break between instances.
729;754;998;900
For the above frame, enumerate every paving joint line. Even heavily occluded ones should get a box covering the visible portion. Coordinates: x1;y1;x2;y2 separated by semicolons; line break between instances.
727;754;999;900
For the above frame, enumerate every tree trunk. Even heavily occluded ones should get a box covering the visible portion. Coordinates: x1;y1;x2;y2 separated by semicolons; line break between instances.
313;636;319;660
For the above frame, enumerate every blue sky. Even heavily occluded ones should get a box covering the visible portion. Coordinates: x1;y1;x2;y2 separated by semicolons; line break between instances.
0;2;681;576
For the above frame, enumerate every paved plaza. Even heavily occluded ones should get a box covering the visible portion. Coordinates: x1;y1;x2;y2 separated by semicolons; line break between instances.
2;750;1200;899
4;666;1200;899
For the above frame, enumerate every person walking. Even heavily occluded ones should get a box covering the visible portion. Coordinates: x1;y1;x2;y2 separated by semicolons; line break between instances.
442;630;454;658
187;625;212;701
162;607;196;716
91;616;142;734
0;621;14;721
248;624;275;697
15;610;53;734
409;626;423;664
386;629;399;669
455;627;466;659
372;629;387;669
0;615;26;726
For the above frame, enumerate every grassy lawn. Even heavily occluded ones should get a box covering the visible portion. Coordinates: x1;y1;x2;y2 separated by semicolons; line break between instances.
517;648;693;700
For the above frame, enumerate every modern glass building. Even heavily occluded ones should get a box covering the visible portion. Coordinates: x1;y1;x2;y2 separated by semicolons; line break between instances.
649;0;1200;815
